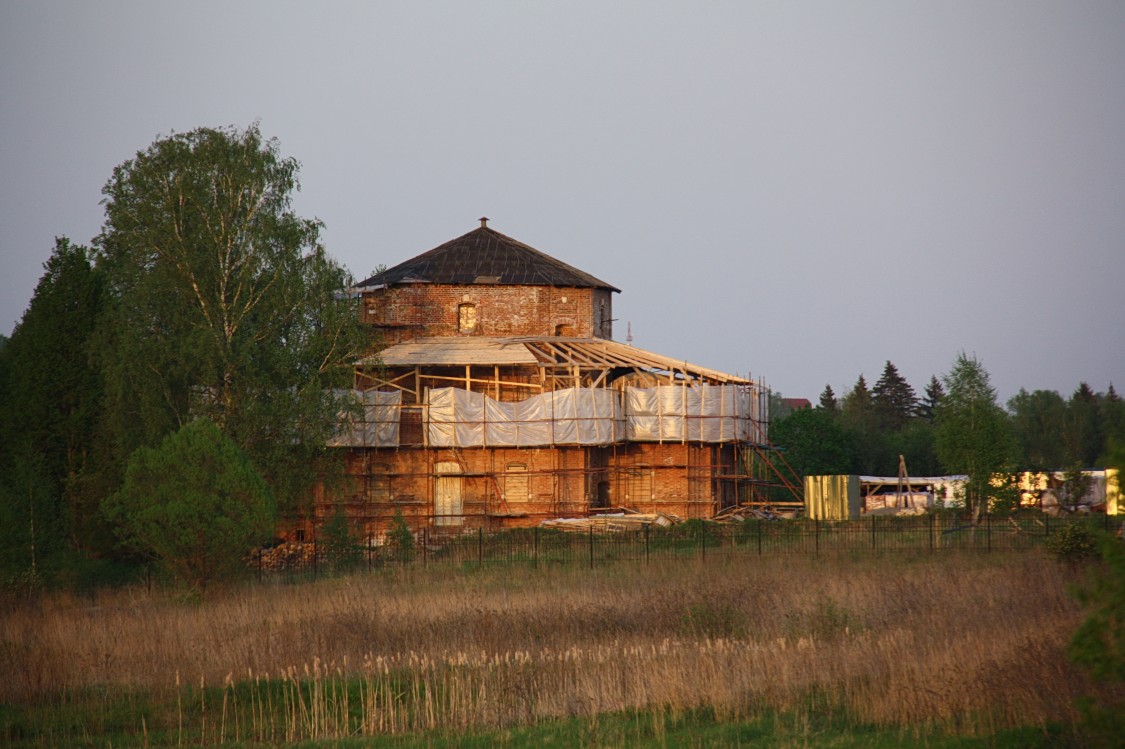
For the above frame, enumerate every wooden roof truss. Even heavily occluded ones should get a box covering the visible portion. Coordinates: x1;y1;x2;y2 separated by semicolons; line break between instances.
356;336;753;403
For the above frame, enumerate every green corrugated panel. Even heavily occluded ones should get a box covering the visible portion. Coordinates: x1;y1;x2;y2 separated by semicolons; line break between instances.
804;475;860;520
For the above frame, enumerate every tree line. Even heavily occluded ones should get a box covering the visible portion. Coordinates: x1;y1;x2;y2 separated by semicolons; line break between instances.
0;125;369;590
770;358;1125;515
2;124;1122;591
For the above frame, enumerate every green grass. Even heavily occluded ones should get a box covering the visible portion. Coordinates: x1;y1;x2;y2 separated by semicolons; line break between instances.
1;689;1072;748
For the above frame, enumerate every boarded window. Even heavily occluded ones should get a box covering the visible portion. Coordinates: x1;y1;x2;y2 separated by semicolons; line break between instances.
400;407;424;446
435;462;463;526
458;303;477;333
368;463;391;502
505;463;529;502
628;466;653;501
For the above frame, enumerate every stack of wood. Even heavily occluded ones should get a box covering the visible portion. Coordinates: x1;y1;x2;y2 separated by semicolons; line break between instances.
539;512;678;533
713;505;796;522
250;541;316;570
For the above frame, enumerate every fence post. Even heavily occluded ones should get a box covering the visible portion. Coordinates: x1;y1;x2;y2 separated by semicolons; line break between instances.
422;528;428;567
986;513;992;553
478;527;483;568
757;518;762;556
815;518;820;556
701;522;706;561
534;526;539;568
871;515;876;550
313;539;318;579
929;512;935;553
644;524;650;564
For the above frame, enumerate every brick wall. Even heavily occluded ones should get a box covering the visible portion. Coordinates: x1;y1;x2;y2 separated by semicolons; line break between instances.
301;441;740;540
362;284;613;343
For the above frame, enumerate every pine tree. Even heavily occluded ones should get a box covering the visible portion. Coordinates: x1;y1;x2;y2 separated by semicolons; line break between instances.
872;361;918;430
919;376;945;422
841;375;872;423
0;238;107;575
1066;383;1103;467
841;374;893;473
818;384;839;413
1101;384;1125;464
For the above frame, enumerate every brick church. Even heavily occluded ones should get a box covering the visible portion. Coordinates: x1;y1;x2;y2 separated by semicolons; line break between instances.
294;219;772;542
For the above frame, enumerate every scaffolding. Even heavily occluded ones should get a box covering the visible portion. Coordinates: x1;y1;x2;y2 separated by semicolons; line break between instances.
316;335;802;538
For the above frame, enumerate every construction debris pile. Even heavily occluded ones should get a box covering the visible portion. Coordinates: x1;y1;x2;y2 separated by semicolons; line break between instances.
539;512;678;532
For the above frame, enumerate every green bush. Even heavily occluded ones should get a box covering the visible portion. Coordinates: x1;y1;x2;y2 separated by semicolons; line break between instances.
1069;533;1125;746
1045;522;1101;562
387;510;415;563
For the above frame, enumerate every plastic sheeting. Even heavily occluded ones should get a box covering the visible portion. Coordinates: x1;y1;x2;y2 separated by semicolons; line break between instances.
425;384;761;447
625;385;758;443
427;387;623;447
328;390;402;447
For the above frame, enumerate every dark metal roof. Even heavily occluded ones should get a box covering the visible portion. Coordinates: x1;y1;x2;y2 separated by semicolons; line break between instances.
357;223;620;292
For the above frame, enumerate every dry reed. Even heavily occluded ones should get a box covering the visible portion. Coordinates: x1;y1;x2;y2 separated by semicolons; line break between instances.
0;551;1095;741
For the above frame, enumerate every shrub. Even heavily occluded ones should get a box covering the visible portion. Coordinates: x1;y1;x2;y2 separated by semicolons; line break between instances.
1045;523;1101;562
387;510;414;563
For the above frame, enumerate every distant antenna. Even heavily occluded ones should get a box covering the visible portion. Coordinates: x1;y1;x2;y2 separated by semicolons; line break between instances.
626;322;633;344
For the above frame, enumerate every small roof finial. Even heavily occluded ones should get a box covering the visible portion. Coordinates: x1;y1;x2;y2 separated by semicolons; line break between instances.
479;216;489;228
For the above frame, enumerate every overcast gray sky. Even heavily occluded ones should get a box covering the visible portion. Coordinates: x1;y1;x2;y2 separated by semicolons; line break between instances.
3;1;1123;403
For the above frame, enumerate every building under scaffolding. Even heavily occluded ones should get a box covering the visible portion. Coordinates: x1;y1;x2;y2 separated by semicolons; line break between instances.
294;220;797;542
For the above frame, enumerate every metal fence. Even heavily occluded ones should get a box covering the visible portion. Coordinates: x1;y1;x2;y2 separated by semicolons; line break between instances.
253;512;1123;581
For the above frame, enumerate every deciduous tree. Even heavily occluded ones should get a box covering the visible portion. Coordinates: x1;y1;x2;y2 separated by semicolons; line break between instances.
94;125;368;511
1007;388;1069;471
934;353;1015;519
103;418;273;592
768;406;854;478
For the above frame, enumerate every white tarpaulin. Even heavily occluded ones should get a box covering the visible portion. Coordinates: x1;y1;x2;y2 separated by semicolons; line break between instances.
625;385;756;442
328;390;402;447
427;387;624;447
425;384;760;447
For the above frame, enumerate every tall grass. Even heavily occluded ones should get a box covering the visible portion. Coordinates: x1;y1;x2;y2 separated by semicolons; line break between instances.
1;551;1099;742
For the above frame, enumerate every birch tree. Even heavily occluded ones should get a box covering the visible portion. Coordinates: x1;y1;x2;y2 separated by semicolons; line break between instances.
934;353;1015;519
95;125;367;511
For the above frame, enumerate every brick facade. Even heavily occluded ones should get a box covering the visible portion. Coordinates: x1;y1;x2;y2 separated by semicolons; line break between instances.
362;284;613;344
286;440;744;544
288;224;763;545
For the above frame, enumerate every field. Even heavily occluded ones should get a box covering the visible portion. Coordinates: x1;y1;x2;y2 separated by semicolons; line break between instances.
0;548;1109;747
